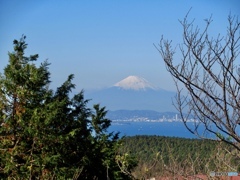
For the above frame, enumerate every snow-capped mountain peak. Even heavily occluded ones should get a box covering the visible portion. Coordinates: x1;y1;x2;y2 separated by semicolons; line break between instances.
114;75;156;90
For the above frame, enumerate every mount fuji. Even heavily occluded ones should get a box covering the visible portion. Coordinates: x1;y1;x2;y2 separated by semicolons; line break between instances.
85;76;176;112
114;75;156;90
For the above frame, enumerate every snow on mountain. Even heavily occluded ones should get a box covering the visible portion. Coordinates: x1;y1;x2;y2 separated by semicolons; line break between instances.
114;75;156;90
85;75;176;112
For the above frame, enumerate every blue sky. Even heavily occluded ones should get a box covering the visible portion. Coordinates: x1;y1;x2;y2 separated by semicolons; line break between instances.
1;0;240;92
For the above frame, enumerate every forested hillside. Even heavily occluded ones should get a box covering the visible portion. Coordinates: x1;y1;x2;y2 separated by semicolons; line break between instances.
120;135;240;179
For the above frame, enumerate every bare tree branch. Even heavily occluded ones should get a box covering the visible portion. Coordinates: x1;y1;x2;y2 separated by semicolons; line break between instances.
156;12;240;151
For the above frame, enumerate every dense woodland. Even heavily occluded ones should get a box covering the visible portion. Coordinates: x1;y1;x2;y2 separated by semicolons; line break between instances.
121;135;240;179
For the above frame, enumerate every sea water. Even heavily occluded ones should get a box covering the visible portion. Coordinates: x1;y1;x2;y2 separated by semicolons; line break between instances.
108;121;212;139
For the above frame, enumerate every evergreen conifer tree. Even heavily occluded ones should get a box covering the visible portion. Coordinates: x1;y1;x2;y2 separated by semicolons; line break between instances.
0;36;136;179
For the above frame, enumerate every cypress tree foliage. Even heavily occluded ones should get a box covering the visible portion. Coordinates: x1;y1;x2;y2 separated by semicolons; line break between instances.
0;36;135;179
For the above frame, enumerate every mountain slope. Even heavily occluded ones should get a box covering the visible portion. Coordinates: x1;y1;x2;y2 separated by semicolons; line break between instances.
85;76;176;112
114;75;156;90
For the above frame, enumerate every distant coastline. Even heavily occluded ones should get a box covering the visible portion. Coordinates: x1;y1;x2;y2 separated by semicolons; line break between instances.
111;118;198;123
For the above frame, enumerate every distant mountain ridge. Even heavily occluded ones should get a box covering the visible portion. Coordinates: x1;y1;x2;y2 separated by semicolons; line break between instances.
85;76;177;112
106;109;180;121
